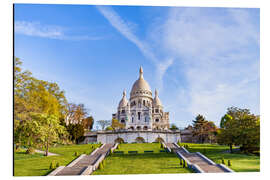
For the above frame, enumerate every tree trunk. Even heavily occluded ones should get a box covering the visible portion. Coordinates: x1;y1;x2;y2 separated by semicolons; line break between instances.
230;144;233;153
46;140;49;156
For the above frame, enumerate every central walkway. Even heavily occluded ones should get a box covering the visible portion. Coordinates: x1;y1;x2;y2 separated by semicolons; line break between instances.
166;143;227;173
55;144;114;176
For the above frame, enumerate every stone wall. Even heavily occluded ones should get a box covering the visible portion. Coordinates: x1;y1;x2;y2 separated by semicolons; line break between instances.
83;131;181;144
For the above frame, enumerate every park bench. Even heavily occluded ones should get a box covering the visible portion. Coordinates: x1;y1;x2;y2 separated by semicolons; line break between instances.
144;150;154;153
128;151;138;154
114;151;124;154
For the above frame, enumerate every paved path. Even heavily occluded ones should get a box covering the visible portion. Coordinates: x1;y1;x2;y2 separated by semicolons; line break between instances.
55;144;114;176
35;149;59;156
166;143;227;173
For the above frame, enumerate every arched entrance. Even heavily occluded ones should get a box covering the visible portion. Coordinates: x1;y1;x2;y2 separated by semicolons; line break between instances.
143;126;148;130
136;126;141;130
155;137;164;143
135;137;145;143
114;137;125;144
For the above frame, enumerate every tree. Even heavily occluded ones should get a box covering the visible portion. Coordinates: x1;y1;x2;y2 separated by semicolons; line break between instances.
97;120;111;130
67;123;85;143
192;114;218;143
30;113;67;156
170;124;179;131
111;118;125;130
14;57;71;148
83;116;94;130
105;126;114;131
66;103;88;125
217;107;260;153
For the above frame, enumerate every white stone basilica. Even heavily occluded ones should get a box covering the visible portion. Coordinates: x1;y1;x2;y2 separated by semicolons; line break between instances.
112;67;170;131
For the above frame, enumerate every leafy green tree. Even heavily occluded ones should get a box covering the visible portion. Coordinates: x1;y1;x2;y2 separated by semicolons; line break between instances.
14;57;70;148
67;123;85;143
169;124;179;131
30;113;67;156
218;107;260;153
192;114;218;143
105;126;114;131
111;118;125;130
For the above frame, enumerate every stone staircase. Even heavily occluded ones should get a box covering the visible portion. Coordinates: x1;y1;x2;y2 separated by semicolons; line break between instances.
54;143;114;176
166;143;233;173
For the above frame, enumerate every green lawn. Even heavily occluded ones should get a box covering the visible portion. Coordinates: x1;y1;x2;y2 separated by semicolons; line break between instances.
14;144;100;176
93;143;192;175
181;143;260;172
14;143;260;176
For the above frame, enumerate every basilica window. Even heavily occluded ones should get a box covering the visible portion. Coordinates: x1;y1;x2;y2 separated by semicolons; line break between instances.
143;100;145;106
145;117;147;122
121;110;125;113
132;117;134;123
121;118;125;123
138;112;141;120
155;118;159;122
155;109;159;113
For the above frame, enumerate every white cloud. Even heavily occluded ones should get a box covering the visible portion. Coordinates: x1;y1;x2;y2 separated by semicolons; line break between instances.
160;7;260;126
96;6;259;128
15;21;102;40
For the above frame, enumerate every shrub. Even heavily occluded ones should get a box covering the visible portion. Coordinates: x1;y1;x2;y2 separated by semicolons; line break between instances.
99;162;104;169
49;162;55;169
74;151;78;156
180;159;183;165
228;160;231;166
183;160;186;168
56;162;60;168
26;147;35;154
160;143;164;148
221;158;225;165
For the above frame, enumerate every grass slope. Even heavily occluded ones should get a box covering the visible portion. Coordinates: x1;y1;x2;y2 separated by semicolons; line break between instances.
182;143;260;172
14;144;100;176
93;143;191;175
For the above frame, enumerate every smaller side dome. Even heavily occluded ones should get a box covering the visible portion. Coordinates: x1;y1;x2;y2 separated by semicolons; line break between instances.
153;89;163;107
118;90;128;108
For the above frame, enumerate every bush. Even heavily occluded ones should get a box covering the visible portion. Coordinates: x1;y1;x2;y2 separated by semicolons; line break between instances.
49;162;55;169
180;159;183;165
56;162;60;168
26;147;35;154
228;160;231;166
183;160;186;168
74;151;78;156
221;158;225;165
160;143;164;148
99;162;104;169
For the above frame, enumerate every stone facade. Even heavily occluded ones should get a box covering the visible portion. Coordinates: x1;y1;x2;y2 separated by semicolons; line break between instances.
83;130;181;144
112;67;170;130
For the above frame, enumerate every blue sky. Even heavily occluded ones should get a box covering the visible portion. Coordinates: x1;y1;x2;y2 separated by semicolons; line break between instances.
14;4;260;129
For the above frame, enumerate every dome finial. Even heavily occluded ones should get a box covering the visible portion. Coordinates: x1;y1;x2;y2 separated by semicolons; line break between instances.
139;66;143;79
155;89;158;97
123;89;126;97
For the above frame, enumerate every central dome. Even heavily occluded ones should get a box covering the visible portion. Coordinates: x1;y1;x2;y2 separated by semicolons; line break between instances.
130;67;152;99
